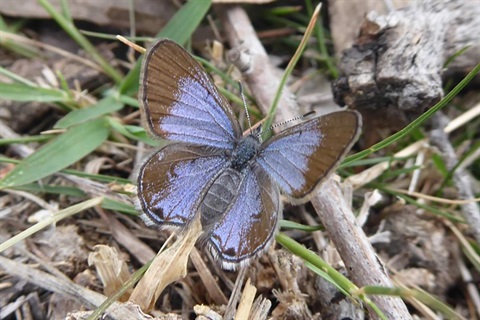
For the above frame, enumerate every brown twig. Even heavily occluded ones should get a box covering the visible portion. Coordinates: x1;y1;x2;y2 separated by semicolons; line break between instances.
0;255;140;319
217;5;411;319
216;5;297;125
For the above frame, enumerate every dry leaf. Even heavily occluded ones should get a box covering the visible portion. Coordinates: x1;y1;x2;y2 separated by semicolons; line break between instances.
88;245;132;301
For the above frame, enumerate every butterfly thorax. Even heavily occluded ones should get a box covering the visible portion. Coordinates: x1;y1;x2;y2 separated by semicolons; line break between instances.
230;132;262;170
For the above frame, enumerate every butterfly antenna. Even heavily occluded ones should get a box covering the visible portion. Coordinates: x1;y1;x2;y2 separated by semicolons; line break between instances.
238;82;253;133
268;110;316;133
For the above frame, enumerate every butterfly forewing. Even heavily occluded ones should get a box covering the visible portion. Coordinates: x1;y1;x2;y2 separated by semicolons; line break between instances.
137;143;229;227
257;110;362;202
207;164;280;270
140;39;242;149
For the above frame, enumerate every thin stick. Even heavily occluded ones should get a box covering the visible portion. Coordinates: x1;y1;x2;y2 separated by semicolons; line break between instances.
224;266;248;320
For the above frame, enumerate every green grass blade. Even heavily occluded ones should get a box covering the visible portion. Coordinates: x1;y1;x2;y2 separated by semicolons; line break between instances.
0;157;131;185
263;4;320;137
277;232;388;319
119;63;141;97
0;66;36;86
378;187;465;223
340;155;413;168
37;0;123;83
87;260;152;320
305;0;338;78
0;118;110;188
54;96;123;129
279;220;324;232
157;0;212;45
102;198;137;216
0;28;40;58
363;286;465;319
0;135;51;146
0;82;68;102
276;232;358;292
108;118;160;146
305;262;351;297
60;169;131;184
12;183;86;197
118;0;212;96
444;46;471;69
437;139;480;192
118;94;139;108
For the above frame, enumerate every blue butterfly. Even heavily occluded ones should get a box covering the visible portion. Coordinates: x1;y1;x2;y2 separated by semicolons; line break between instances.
137;39;362;270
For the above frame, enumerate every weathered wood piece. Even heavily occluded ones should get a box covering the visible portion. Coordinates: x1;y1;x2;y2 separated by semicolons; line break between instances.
0;0;176;34
333;0;480;123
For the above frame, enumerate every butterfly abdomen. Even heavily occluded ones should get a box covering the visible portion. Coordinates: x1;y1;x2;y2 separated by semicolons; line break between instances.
200;168;243;226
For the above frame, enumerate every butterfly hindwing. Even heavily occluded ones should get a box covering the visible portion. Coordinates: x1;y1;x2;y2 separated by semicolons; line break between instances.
137;143;228;227
206;164;280;269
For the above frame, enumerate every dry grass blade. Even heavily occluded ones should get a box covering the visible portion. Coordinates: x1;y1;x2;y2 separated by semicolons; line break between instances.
387;188;480;205
0;30;103;71
129;215;202;311
116;35;146;54
236;278;257;320
0;197;102;253
190;247;229;305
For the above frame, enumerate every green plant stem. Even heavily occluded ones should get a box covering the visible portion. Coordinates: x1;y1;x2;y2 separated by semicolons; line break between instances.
305;0;338;78
263;4;321;136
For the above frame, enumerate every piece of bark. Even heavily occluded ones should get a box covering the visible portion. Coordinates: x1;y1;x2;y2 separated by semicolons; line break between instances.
332;0;480;127
217;5;412;319
0;0;176;34
328;0;410;56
